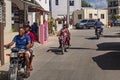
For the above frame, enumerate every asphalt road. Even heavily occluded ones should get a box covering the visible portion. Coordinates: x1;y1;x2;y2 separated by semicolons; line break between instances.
1;27;120;80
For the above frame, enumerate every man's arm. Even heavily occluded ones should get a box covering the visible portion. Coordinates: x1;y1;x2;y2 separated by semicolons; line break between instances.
4;41;15;48
26;41;31;50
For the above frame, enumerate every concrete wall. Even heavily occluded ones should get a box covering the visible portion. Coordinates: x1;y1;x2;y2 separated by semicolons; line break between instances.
73;10;84;25
4;0;12;32
4;32;17;64
51;0;81;19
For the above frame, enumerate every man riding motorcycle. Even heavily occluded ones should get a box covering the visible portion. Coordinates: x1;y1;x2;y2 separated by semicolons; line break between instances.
94;18;104;35
57;24;71;48
4;27;31;77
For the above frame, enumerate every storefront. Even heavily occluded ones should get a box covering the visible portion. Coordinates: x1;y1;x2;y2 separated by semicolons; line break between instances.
12;2;24;31
11;0;42;31
28;6;49;43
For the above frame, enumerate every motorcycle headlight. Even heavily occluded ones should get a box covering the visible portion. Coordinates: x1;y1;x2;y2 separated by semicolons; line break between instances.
10;53;18;58
18;49;26;53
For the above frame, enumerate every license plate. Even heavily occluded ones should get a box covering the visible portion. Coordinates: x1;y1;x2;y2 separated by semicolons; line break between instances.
10;52;18;58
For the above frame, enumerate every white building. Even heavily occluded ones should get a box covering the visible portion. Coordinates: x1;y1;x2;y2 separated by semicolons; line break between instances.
50;0;81;19
28;0;50;25
73;8;108;26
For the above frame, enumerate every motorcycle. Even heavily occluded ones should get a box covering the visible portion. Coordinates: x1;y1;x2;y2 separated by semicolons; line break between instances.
6;47;27;80
60;36;68;54
96;27;102;39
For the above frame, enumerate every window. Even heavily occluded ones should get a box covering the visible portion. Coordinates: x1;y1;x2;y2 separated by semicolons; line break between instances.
89;14;92;19
113;9;117;14
101;14;104;19
45;0;47;4
78;14;82;19
94;14;97;16
55;0;59;5
69;0;74;6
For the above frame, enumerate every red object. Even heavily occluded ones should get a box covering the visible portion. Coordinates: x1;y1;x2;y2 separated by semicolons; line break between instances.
38;21;48;44
28;32;35;43
60;36;67;44
55;18;61;21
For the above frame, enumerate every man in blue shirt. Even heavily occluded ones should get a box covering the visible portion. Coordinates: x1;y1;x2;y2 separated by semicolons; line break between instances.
4;27;31;77
95;19;104;34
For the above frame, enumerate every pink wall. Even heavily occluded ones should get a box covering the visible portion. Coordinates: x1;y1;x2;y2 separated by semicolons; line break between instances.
39;21;48;44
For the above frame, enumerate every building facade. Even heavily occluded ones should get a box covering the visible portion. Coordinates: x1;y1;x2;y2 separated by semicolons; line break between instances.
108;0;120;20
50;0;81;19
73;8;108;26
4;0;50;32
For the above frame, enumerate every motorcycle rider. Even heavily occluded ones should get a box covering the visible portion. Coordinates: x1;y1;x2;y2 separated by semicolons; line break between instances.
57;24;71;48
94;18;104;35
25;25;35;71
4;27;31;77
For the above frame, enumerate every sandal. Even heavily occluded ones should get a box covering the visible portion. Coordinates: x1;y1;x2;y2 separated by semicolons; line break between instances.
30;65;33;71
24;71;30;78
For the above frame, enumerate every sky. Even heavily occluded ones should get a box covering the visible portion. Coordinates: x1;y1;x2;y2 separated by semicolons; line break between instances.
85;0;107;9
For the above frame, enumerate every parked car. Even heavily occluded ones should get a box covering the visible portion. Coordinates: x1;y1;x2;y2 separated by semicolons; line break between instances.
114;20;120;26
85;19;96;29
75;19;96;29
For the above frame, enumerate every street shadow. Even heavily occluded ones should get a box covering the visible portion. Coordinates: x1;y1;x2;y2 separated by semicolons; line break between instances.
68;47;95;50
102;35;120;38
116;33;120;35
50;47;95;50
97;42;120;51
92;51;120;70
85;37;98;40
0;71;8;80
47;48;63;55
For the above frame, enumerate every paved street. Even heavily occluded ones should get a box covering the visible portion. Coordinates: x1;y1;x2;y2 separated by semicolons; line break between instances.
1;27;120;80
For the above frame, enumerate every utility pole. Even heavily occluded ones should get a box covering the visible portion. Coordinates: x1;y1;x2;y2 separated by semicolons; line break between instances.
0;0;4;65
67;0;70;25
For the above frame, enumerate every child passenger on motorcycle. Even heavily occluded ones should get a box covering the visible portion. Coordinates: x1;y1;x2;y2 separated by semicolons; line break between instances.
25;25;35;71
57;24;71;48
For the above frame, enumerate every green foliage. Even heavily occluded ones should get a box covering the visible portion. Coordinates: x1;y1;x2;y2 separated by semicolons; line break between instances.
48;18;55;34
82;0;92;7
111;13;117;20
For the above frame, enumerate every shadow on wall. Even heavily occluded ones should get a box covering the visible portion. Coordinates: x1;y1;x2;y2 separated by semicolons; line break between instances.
93;51;120;70
97;42;120;51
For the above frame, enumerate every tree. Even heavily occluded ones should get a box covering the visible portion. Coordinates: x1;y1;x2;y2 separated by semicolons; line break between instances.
111;13;117;21
48;17;55;34
82;0;92;7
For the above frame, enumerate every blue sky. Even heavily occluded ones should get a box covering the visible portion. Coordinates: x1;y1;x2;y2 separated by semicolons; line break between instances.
85;0;107;9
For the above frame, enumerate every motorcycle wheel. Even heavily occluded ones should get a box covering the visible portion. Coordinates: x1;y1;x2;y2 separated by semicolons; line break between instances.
61;44;64;54
96;33;100;39
8;65;18;80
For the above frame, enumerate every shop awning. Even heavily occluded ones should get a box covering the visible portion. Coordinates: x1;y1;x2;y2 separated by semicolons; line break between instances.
28;6;49;13
20;0;49;13
20;0;42;8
